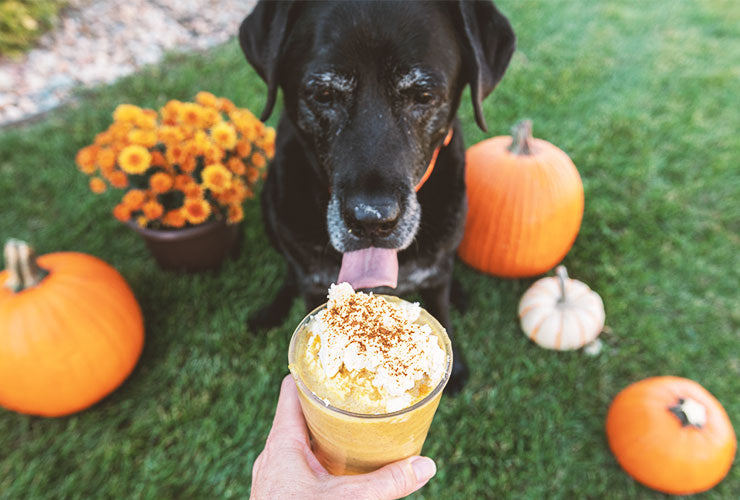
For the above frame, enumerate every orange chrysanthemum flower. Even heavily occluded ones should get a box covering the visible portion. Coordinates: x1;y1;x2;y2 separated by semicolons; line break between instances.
127;129;158;148
122;189;146;210
113;104;144;124
158;125;185;145
118;145;152;174
236;140;252;158
217;186;239;204
196;91;219;108
246;167;260;184
204;144;224;164
202;163;232;194
254;121;266;137
227;157;246;175
174;174;193;191
232;178;249;198
165;143;186;166
168;144;195;172
150;150;167;168
227;204;244;224
263;141;275;160
109;171;129;188
187;130;211;156
137;215;148;227
89;177;106;194
149;172;173;194
142;200;164;220
135;110;158;130
113;203;132;222
76;145;99;174
229;178;253;201
219;97;236;113
183;182;203;199
110;121;134;142
94;130;114;146
161;100;182;124
230;108;257;124
183;198;211;225
97;148;116;171
238;122;257;142
251;152;266;169
201;108;221;128
260;128;276;160
211;122;237;150
180;156;197;173
162;209;186;228
263;126;276;144
179;103;205;128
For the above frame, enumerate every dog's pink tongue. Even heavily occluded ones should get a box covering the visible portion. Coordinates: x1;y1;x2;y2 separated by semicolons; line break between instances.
338;247;398;289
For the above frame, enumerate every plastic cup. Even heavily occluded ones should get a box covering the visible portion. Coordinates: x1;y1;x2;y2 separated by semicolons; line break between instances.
288;296;452;475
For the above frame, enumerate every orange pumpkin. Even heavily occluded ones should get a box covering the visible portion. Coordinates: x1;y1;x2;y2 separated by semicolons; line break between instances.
0;239;144;417
458;120;584;277
606;376;737;495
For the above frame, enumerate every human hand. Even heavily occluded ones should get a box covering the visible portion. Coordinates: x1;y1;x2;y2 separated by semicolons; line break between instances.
250;375;437;500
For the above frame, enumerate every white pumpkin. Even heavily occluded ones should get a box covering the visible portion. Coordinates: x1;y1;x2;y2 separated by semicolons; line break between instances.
518;266;605;350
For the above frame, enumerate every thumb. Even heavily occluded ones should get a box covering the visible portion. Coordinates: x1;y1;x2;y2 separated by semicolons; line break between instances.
335;456;436;500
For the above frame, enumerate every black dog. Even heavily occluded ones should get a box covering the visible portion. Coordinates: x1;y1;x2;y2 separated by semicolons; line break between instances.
240;0;514;392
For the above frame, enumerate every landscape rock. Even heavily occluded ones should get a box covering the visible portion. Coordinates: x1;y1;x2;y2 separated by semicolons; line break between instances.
0;0;257;127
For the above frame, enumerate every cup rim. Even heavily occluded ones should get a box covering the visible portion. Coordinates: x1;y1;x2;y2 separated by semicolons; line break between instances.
288;294;453;419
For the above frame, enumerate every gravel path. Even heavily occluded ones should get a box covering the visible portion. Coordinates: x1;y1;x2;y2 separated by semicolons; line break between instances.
0;0;257;127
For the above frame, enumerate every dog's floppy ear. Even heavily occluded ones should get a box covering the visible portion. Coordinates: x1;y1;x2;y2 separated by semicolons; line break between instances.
454;0;516;132
239;1;300;121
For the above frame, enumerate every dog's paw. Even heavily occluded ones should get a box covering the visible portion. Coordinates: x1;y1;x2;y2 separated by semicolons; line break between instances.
445;358;469;396
450;277;469;313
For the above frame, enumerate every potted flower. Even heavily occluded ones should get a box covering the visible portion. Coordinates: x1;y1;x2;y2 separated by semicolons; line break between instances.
75;92;275;272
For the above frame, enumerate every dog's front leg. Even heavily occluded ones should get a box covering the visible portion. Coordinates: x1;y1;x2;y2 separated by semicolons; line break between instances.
247;272;298;333
450;276;469;313
421;279;469;394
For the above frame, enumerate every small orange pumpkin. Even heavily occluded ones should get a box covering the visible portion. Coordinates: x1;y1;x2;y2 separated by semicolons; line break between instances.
606;376;737;495
458;120;584;277
0;239;144;417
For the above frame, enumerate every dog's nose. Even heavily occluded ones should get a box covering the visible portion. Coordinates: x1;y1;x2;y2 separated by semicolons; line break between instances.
344;197;400;238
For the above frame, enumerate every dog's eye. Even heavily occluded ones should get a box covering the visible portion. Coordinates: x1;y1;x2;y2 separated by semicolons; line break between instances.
402;88;436;106
314;88;335;105
413;91;435;105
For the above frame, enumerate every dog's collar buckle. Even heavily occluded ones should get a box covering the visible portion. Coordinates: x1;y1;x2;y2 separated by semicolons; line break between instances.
414;128;454;192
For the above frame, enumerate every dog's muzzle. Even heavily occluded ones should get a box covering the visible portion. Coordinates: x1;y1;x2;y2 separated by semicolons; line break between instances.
327;190;421;289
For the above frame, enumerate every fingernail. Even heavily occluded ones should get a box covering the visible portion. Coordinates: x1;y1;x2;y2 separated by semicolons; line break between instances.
411;457;436;484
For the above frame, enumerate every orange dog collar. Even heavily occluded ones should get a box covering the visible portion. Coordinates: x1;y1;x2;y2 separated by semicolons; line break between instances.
414;128;453;192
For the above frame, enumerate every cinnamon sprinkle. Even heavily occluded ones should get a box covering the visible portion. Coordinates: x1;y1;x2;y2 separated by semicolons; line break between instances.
308;283;446;408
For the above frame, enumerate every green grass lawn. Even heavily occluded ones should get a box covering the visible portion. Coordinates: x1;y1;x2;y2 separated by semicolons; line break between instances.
1;0;738;497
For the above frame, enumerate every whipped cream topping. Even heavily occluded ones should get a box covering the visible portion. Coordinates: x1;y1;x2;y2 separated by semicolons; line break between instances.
307;283;446;412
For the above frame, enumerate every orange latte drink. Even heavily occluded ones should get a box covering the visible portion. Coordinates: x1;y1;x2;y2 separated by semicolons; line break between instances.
288;283;452;475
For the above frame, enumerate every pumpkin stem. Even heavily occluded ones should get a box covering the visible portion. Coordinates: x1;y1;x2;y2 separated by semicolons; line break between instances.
555;265;568;304
508;119;534;156
3;239;49;293
669;397;707;428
